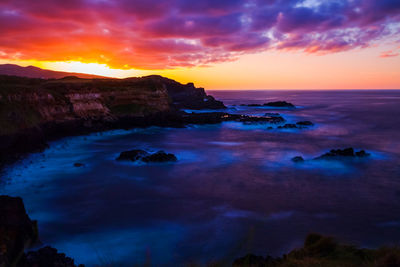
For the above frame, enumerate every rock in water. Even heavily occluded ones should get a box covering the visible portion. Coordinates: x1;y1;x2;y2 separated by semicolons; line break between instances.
141;151;178;163
263;101;295;108
73;163;84;167
116;150;149;161
0;196;38;266
292;156;305;163
278;123;298;129
315;148;371;160
296;121;314;126
116;150;177;163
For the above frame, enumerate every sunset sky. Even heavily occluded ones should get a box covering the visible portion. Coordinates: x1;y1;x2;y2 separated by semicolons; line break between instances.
1;0;399;89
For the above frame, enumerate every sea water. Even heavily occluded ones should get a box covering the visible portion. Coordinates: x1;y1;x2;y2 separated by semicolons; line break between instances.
1;90;400;266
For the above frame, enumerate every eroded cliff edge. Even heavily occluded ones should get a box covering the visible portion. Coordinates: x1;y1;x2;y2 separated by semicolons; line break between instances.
0;75;225;165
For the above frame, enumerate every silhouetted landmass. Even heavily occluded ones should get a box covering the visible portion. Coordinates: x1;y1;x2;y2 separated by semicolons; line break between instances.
0;64;107;79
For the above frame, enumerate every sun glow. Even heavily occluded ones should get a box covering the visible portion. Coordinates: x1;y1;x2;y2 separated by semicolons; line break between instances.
41;61;147;78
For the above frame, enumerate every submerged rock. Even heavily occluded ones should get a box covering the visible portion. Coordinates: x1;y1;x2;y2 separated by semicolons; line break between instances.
315;148;371;160
0;196;38;266
292;156;305;163
116;150;177;163
263;101;295;108
277;121;314;129
240;103;263;107
278;123;297;129
296;121;314;126
240;101;295;108
73;163;84;167
264;112;281;117
141;151;177;163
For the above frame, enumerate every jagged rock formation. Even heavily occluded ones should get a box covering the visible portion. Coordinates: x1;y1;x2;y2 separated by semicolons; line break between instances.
145;75;225;110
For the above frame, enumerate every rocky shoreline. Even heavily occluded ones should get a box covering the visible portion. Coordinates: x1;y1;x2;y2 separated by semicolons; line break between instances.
0;75;292;170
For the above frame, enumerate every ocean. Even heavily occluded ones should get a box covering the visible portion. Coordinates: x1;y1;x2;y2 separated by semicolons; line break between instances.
2;90;400;266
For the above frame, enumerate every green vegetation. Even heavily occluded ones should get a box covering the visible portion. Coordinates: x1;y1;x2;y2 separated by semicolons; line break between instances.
0;101;42;135
232;233;400;267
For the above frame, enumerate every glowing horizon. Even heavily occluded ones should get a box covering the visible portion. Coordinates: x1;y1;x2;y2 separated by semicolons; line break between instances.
1;0;399;89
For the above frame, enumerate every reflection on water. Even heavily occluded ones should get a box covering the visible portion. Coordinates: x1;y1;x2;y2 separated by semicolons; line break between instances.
1;90;400;266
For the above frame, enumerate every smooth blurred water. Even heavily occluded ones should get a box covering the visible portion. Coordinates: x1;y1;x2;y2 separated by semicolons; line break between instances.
1;90;400;266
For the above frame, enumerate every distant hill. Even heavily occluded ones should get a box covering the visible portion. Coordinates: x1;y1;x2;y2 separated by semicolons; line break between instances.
0;64;108;79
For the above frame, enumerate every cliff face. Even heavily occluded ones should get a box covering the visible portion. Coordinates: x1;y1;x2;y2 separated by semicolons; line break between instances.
0;75;225;163
0;196;38;267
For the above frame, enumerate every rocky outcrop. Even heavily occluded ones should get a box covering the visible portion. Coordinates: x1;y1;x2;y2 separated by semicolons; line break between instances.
314;148;370;160
145;75;225;110
0;196;38;267
264;101;295;108
117;150;177;163
291;156;305;163
241;101;295;108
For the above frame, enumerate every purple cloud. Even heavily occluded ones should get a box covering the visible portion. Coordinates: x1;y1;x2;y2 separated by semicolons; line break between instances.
0;0;399;69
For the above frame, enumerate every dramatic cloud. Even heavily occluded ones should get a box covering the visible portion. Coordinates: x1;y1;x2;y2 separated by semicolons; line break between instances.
0;0;399;69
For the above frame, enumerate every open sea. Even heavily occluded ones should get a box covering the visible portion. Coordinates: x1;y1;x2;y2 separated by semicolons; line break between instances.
1;90;400;266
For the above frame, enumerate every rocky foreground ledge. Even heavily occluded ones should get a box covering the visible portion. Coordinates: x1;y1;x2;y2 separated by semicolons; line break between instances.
0;195;84;267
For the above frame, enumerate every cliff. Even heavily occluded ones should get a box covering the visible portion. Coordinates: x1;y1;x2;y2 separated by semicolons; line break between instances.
0;75;225;164
0;196;38;267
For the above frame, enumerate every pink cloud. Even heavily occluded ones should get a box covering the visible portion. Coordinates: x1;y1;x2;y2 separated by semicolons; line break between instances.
0;0;399;69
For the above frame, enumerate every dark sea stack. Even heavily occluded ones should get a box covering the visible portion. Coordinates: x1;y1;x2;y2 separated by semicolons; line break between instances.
141;151;178;163
292;156;305;163
18;246;84;267
0;196;38;266
296;121;314;126
315;148;371;160
263;101;295;108
116;150;149;161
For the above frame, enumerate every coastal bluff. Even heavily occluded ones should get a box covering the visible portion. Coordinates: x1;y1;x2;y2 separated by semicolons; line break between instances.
0;75;224;164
